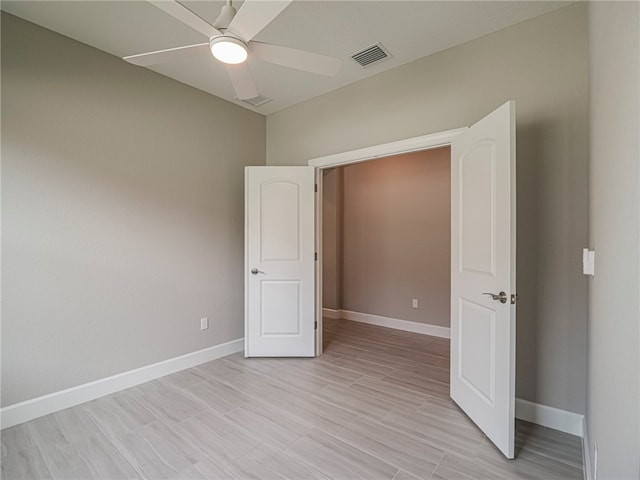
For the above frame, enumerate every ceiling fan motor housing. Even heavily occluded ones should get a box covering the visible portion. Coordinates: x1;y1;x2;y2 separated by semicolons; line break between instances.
213;4;237;30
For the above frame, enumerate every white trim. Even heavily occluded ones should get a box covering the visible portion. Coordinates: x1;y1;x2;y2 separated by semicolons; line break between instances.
315;169;324;356
309;127;465;361
582;416;592;480
0;338;244;430
338;309;450;339
308;128;466;169
514;398;584;437
322;308;341;319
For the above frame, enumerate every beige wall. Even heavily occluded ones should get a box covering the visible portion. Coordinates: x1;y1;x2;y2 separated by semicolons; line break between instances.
1;13;265;407
267;3;589;414
587;2;640;478
339;149;450;326
322;168;343;311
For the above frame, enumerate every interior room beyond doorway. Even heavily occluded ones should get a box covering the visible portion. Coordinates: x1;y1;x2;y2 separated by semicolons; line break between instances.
321;146;452;348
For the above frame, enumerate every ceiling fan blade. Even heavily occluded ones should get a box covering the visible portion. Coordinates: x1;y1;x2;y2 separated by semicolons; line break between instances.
148;0;221;38
251;42;342;76
228;0;292;42
225;63;259;100
124;43;210;67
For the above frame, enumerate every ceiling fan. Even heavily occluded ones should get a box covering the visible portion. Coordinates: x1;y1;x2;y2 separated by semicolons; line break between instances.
124;0;343;101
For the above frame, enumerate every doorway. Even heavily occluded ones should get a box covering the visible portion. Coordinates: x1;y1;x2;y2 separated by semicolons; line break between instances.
320;147;452;351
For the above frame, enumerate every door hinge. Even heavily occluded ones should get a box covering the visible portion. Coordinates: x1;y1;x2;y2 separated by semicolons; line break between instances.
315;252;318;261
511;293;520;304
315;183;318;193
314;320;318;330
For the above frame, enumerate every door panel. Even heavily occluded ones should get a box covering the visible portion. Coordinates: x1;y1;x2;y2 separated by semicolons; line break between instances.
245;166;315;357
261;281;301;335
261;181;301;261
451;101;516;459
459;298;496;405
460;141;496;275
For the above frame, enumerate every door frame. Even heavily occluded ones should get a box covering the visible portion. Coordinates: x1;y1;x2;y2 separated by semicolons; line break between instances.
308;127;467;355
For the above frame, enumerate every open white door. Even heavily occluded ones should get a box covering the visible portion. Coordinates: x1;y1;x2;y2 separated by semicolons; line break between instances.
450;101;516;459
245;166;316;357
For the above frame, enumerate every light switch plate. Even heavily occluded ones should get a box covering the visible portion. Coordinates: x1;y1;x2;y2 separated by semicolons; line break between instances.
583;248;595;276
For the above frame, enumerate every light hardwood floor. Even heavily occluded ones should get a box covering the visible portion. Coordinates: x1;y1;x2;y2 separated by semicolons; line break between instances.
1;318;583;479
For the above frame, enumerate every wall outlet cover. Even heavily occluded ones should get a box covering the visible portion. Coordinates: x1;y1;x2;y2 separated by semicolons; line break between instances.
200;317;209;330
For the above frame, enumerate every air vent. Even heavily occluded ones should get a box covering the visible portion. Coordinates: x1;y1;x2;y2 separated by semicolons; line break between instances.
241;95;272;107
349;43;392;67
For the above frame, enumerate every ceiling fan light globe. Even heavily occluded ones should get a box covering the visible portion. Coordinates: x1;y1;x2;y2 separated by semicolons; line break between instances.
210;36;248;64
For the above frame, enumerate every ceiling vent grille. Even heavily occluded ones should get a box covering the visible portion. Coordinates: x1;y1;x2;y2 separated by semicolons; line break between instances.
350;43;391;67
241;95;272;107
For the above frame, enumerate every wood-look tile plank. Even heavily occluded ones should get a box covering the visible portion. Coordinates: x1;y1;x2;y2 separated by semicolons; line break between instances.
431;451;507;480
220;371;298;402
222;402;310;450
171;410;259;466
1;445;53;480
380;369;450;398
137;420;206;471
111;428;182;479
170;458;235;480
161;368;210;389
392;470;424;480
475;434;583;480
267;363;332;396
39;441;94;480
284;429;398;480
193;376;253;406
278;359;364;387
321;353;397;378
313;382;397;420
133;382;208;425
228;443;330;480
73;432;140;479
514;420;584;470
172;380;238;416
335;417;443;479
54;407;102;444
81;392;156;439
26;414;68;447
1;424;36;459
350;375;431;409
280;392;356;435
380;406;485;458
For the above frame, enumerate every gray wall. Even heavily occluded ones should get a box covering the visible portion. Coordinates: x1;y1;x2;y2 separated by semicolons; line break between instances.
267;3;589;414
322;168;343;311
587;2;640;478
1;13;265;407
340;149;450;326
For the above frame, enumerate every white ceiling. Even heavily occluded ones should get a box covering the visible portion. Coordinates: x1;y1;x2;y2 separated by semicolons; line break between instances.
2;1;571;115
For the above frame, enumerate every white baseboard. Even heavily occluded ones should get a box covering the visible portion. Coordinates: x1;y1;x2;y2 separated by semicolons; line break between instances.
515;398;584;437
334;309;450;339
582;416;592;480
0;338;244;430
322;308;341;319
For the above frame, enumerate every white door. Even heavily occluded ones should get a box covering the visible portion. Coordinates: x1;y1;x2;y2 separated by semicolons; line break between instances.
450;101;516;459
245;166;316;357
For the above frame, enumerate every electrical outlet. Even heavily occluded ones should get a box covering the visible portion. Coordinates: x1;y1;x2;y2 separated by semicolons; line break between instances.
200;317;209;330
594;443;598;480
412;298;418;309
